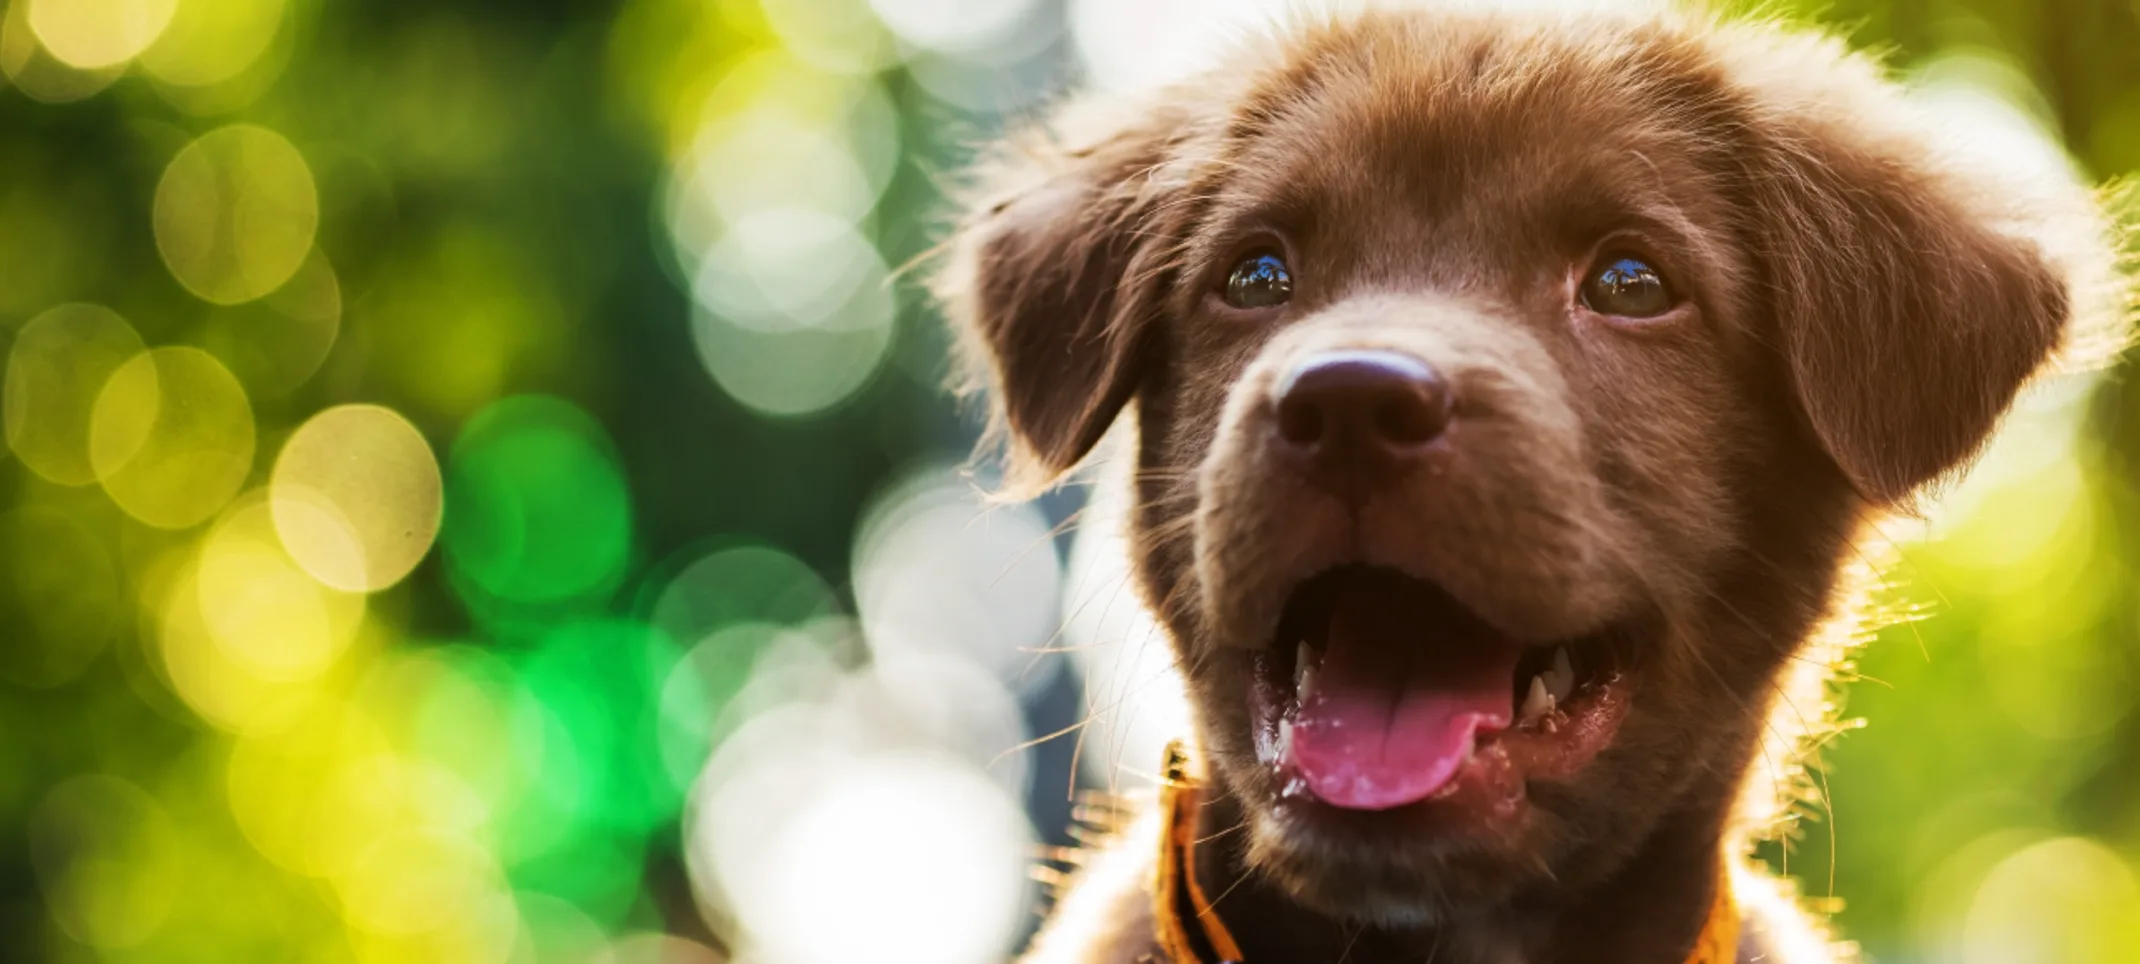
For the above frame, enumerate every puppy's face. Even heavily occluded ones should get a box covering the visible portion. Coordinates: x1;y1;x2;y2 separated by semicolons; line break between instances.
1135;25;1787;922
1165;47;1762;920
943;9;2092;929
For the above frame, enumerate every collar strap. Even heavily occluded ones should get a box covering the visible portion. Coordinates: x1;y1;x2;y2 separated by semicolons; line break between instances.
1150;741;1739;964
1154;742;1246;964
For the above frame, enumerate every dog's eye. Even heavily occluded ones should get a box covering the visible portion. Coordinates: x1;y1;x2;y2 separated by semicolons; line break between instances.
1579;255;1675;318
1222;250;1293;309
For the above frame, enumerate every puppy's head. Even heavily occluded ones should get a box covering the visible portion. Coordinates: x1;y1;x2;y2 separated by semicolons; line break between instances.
941;7;2114;927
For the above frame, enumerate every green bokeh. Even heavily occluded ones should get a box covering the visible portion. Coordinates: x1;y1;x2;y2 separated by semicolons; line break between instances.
512;620;682;833
443;395;634;635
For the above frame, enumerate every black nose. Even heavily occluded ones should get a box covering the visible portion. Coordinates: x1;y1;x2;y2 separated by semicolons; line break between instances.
1273;349;1451;493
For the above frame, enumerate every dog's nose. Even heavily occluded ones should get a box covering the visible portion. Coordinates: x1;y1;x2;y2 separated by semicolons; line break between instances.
1273;350;1451;492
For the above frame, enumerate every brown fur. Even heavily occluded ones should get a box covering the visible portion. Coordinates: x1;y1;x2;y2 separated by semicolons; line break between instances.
934;4;2125;963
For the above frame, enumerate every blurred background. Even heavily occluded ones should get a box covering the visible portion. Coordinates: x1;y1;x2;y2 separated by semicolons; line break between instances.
1;0;2138;962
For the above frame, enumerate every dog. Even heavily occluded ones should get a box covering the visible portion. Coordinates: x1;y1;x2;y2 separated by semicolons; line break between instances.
932;3;2126;962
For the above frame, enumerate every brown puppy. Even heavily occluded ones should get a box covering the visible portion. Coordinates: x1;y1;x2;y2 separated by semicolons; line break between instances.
935;4;2124;963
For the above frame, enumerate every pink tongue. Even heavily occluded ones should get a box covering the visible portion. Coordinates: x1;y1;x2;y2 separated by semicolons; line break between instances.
1288;586;1518;810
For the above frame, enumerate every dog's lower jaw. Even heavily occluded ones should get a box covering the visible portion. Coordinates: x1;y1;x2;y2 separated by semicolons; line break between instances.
1185;783;1747;964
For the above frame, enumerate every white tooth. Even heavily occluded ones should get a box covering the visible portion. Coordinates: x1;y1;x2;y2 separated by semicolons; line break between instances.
1545;646;1575;703
1276;718;1295;763
1295;642;1318;697
1521;675;1554;722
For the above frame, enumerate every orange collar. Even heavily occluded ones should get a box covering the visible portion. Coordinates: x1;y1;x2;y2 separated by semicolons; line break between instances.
1152;742;1739;964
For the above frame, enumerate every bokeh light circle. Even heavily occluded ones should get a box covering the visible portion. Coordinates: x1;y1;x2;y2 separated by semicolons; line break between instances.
1070;0;1303;92
692;208;890;334
3;303;147;485
645;542;838;647
715;751;1032;964
488;692;596;873
139;0;285;88
0;506;121;688
689;291;893;418
869;0;1043;55
25;0;177;70
153;123;320;305
155;507;373;733
271;403;444;592
665;55;899;276
658;622;794;793
756;0;896;75
346;887;522;964
509;892;608;964
853;466;1064;693
1;1;123;102
352;645;543;831
643;544;842;789
1962;836;2140;963
512;620;683;840
337;827;506;938
903;38;1064;115
442;396;632;614
225;695;391;874
90;346;257;530
303;753;491;890
196;495;366;682
683;61;900;225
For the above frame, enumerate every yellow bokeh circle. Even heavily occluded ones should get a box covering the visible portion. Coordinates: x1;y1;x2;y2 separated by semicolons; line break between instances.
25;0;176;70
153;124;319;305
1;1;123;103
346;887;522;964
3;303;146;485
140;0;285;88
337;827;504;938
155;556;310;733
155;541;381;736
225;695;390;875
271;404;444;592
197;496;366;681
90;347;256;530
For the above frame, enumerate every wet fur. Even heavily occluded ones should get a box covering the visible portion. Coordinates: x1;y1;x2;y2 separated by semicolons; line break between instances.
934;4;2125;963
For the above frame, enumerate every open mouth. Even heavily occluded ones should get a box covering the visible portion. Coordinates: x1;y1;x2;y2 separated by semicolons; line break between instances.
1248;565;1633;814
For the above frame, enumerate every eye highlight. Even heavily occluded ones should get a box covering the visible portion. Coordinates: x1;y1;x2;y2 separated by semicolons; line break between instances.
1579;255;1676;318
1222;250;1293;310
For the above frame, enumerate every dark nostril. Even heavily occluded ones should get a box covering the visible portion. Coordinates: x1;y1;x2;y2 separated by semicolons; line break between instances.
1277;394;1326;446
1375;393;1442;444
1273;349;1452;452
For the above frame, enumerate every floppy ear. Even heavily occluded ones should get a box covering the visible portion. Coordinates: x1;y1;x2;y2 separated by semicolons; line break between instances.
935;100;1205;495
1735;38;2117;506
